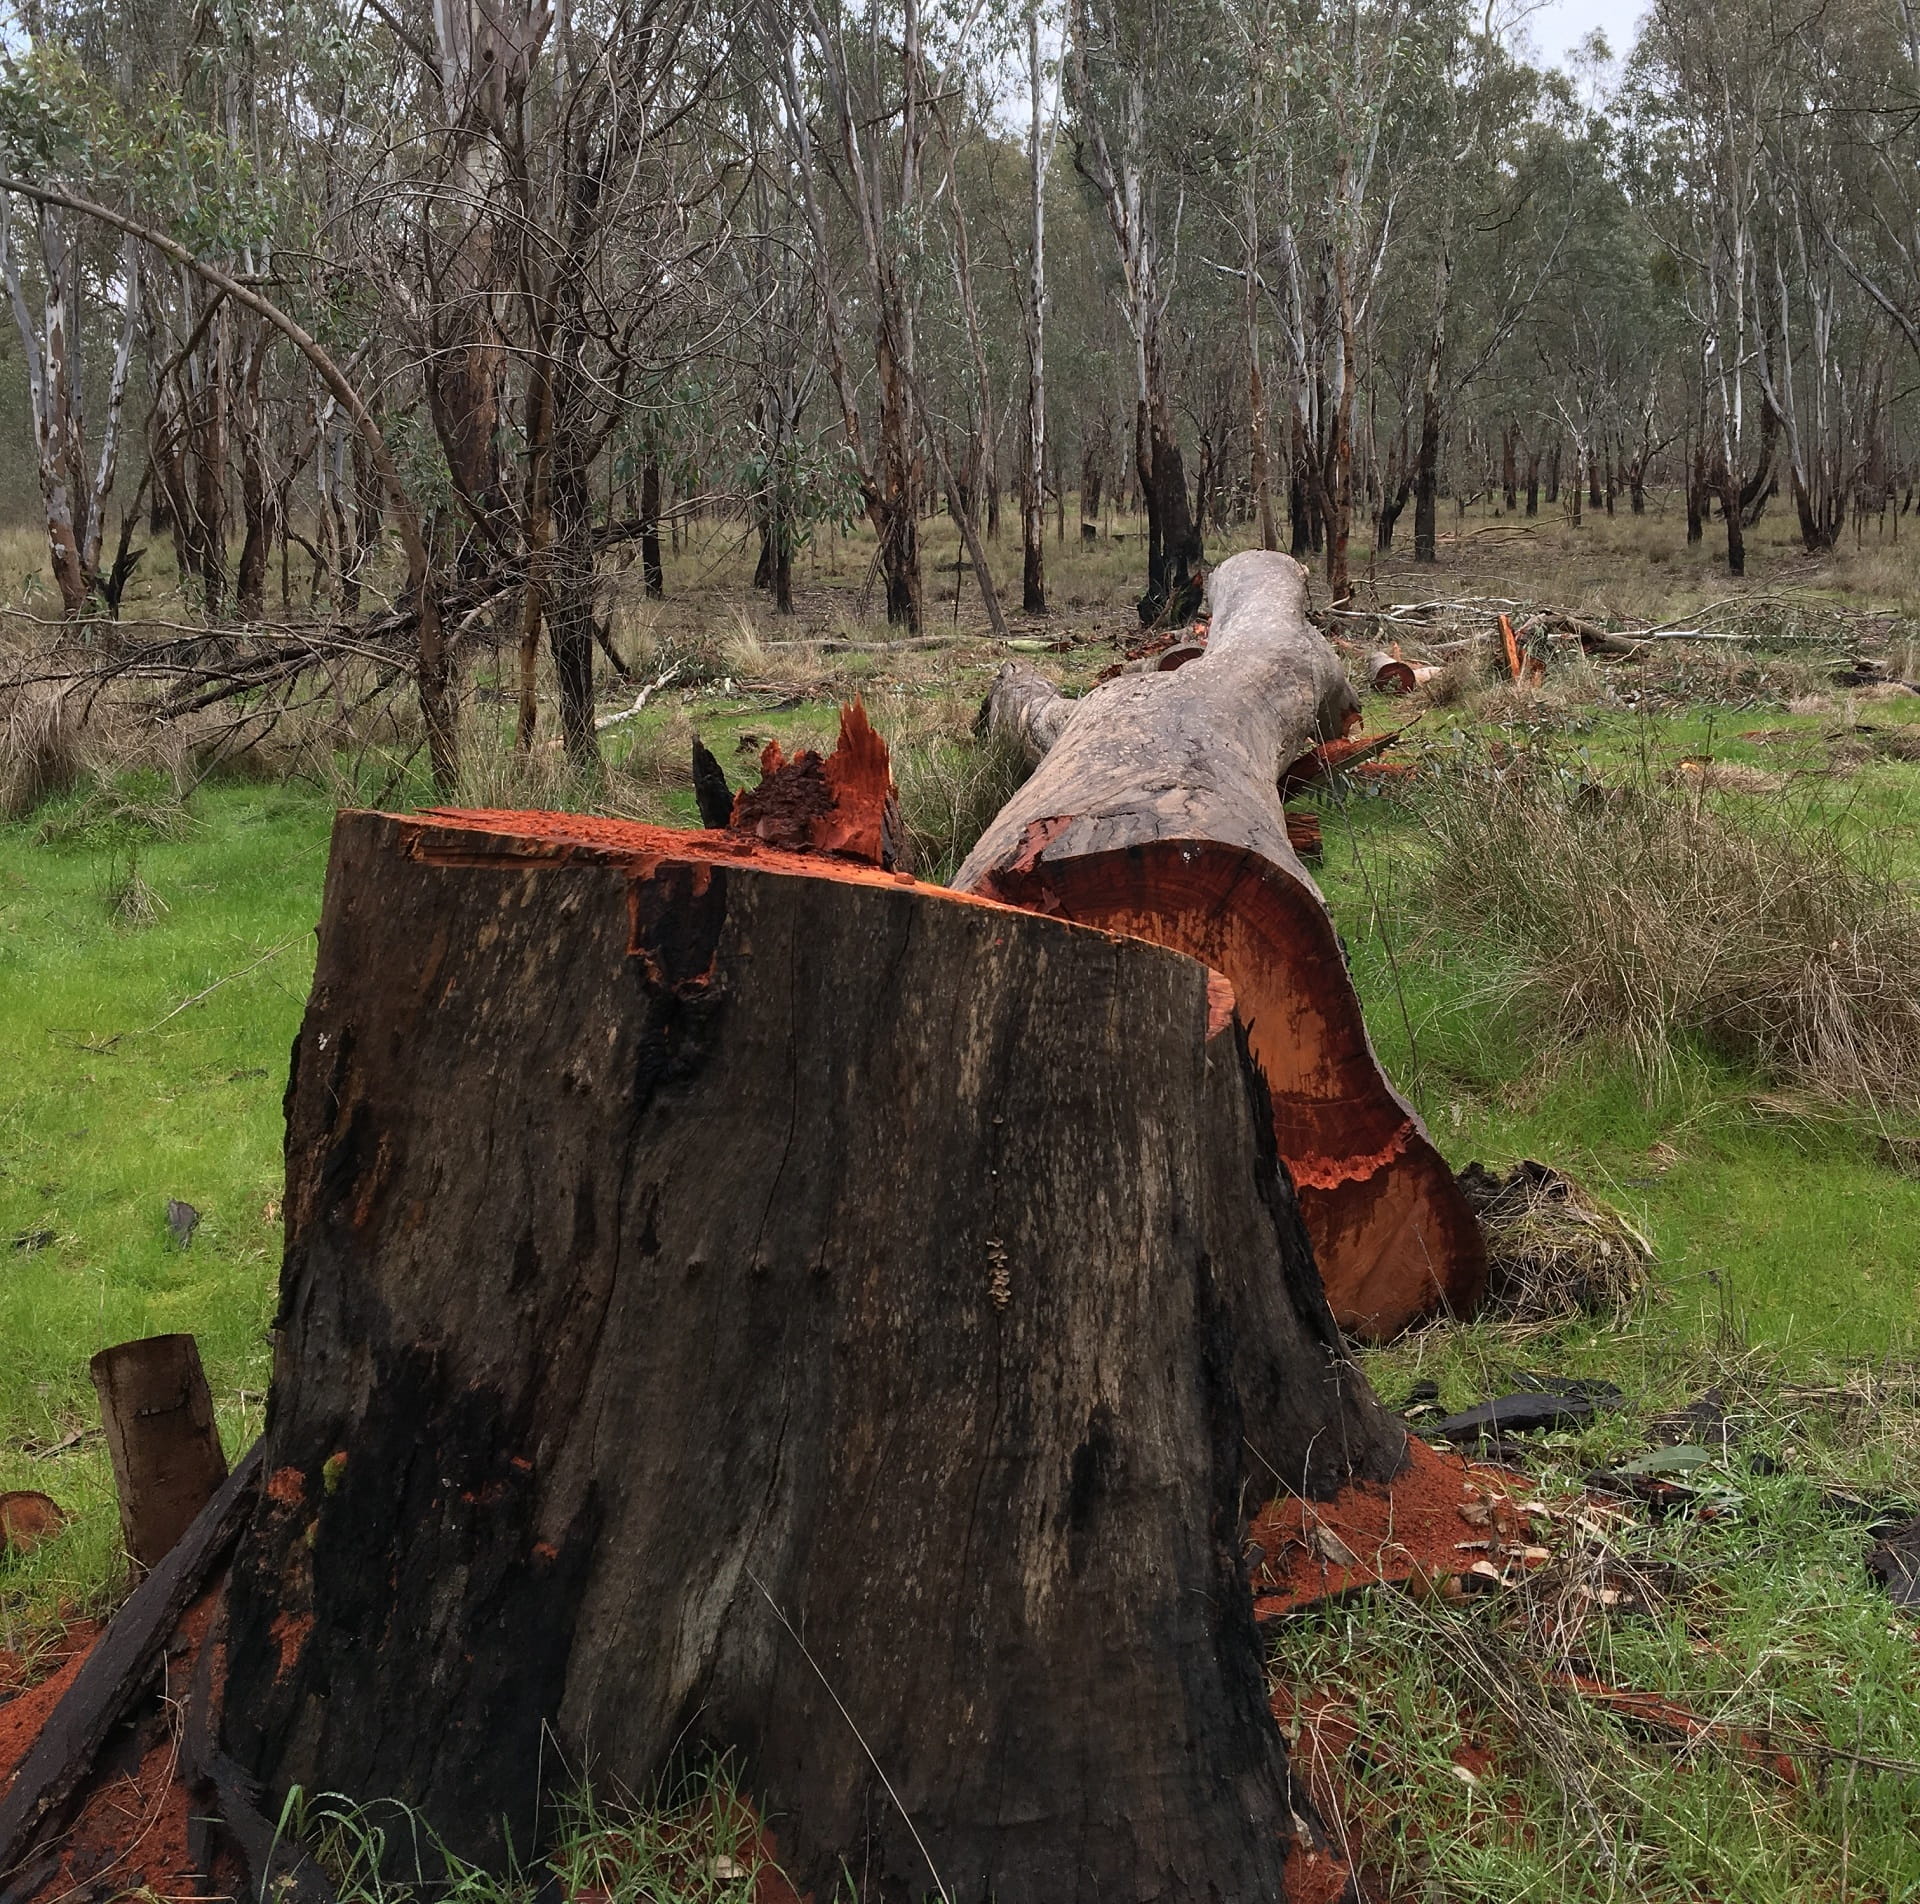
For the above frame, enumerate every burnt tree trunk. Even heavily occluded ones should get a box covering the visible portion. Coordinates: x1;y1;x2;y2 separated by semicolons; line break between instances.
959;551;1485;1340
221;797;1406;1901
1137;393;1203;626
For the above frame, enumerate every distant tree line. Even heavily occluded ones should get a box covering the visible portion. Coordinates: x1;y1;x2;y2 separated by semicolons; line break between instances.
1;0;1915;774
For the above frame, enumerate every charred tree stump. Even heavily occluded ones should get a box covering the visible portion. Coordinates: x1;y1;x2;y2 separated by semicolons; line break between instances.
958;550;1485;1339
89;1333;230;1571
220;800;1405;1901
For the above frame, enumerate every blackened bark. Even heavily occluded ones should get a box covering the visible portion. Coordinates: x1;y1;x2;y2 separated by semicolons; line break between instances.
1137;394;1203;625
1719;459;1746;576
1412;395;1442;564
1525;452;1541;517
1687;441;1706;543
221;807;1406;1901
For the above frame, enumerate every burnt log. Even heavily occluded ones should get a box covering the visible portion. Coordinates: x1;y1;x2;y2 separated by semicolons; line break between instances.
219;801;1406;1901
959;550;1485;1339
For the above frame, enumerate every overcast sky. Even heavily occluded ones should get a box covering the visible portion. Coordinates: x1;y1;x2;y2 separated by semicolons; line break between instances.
1516;0;1649;69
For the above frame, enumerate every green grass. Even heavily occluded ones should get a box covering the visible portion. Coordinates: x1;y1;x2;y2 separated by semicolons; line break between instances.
1271;1457;1920;1900
0;778;332;1635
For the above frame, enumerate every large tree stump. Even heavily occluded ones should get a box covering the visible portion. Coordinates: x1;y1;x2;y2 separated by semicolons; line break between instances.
956;550;1485;1339
221;805;1405;1901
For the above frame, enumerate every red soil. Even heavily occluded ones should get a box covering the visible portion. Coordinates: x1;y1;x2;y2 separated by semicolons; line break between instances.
0;1596;220;1904
0;1628;99;1787
1250;1436;1536;1622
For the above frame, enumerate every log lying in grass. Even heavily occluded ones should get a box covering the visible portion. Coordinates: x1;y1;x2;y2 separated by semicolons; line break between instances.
218;797;1406;1901
1366;650;1439;694
958;550;1485;1339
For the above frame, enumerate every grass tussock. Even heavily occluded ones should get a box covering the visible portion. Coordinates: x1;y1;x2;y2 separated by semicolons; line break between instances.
882;687;1031;882
1415;746;1920;1111
100;854;168;929
1459;1158;1656;1325
1;682;87;817
281;1757;797;1904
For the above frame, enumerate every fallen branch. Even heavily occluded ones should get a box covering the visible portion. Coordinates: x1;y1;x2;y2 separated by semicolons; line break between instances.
593;664;681;730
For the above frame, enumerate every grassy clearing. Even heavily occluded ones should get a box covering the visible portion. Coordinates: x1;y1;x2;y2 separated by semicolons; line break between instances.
3;502;1920;1894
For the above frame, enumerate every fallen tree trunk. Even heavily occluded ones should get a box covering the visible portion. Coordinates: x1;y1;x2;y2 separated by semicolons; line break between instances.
219;792;1406;1899
957;550;1485;1338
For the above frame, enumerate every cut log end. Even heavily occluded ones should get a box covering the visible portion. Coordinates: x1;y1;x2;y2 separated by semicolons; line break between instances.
974;835;1485;1337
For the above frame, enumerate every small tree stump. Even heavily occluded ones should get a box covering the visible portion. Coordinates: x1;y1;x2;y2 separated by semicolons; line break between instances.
221;807;1404;1900
89;1333;229;1570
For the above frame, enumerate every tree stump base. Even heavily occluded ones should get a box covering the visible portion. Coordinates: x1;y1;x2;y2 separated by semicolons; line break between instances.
221;808;1405;1901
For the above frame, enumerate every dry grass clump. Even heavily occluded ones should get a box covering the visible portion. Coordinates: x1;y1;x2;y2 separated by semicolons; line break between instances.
101;853;167;928
878;687;1031;883
1416;747;1920;1109
1459;1159;1655;1324
1;682;87;816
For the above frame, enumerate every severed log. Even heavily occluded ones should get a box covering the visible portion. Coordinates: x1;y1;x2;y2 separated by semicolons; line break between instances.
958;550;1484;1339
217;798;1407;1901
89;1333;230;1571
1366;650;1439;694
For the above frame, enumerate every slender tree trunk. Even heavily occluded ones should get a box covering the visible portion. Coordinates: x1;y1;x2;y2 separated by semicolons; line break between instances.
548;453;600;765
1718;457;1746;575
640;456;664;599
1502;426;1517;511
1412;398;1442;564
235;323;275;620
1327;235;1358;607
1022;0;1048;614
0;197;91;614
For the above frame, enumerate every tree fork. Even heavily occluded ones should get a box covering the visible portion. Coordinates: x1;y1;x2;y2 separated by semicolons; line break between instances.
958;551;1486;1339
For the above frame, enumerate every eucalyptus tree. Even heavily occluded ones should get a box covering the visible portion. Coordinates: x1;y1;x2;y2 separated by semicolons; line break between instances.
767;0;941;631
1065;0;1216;621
